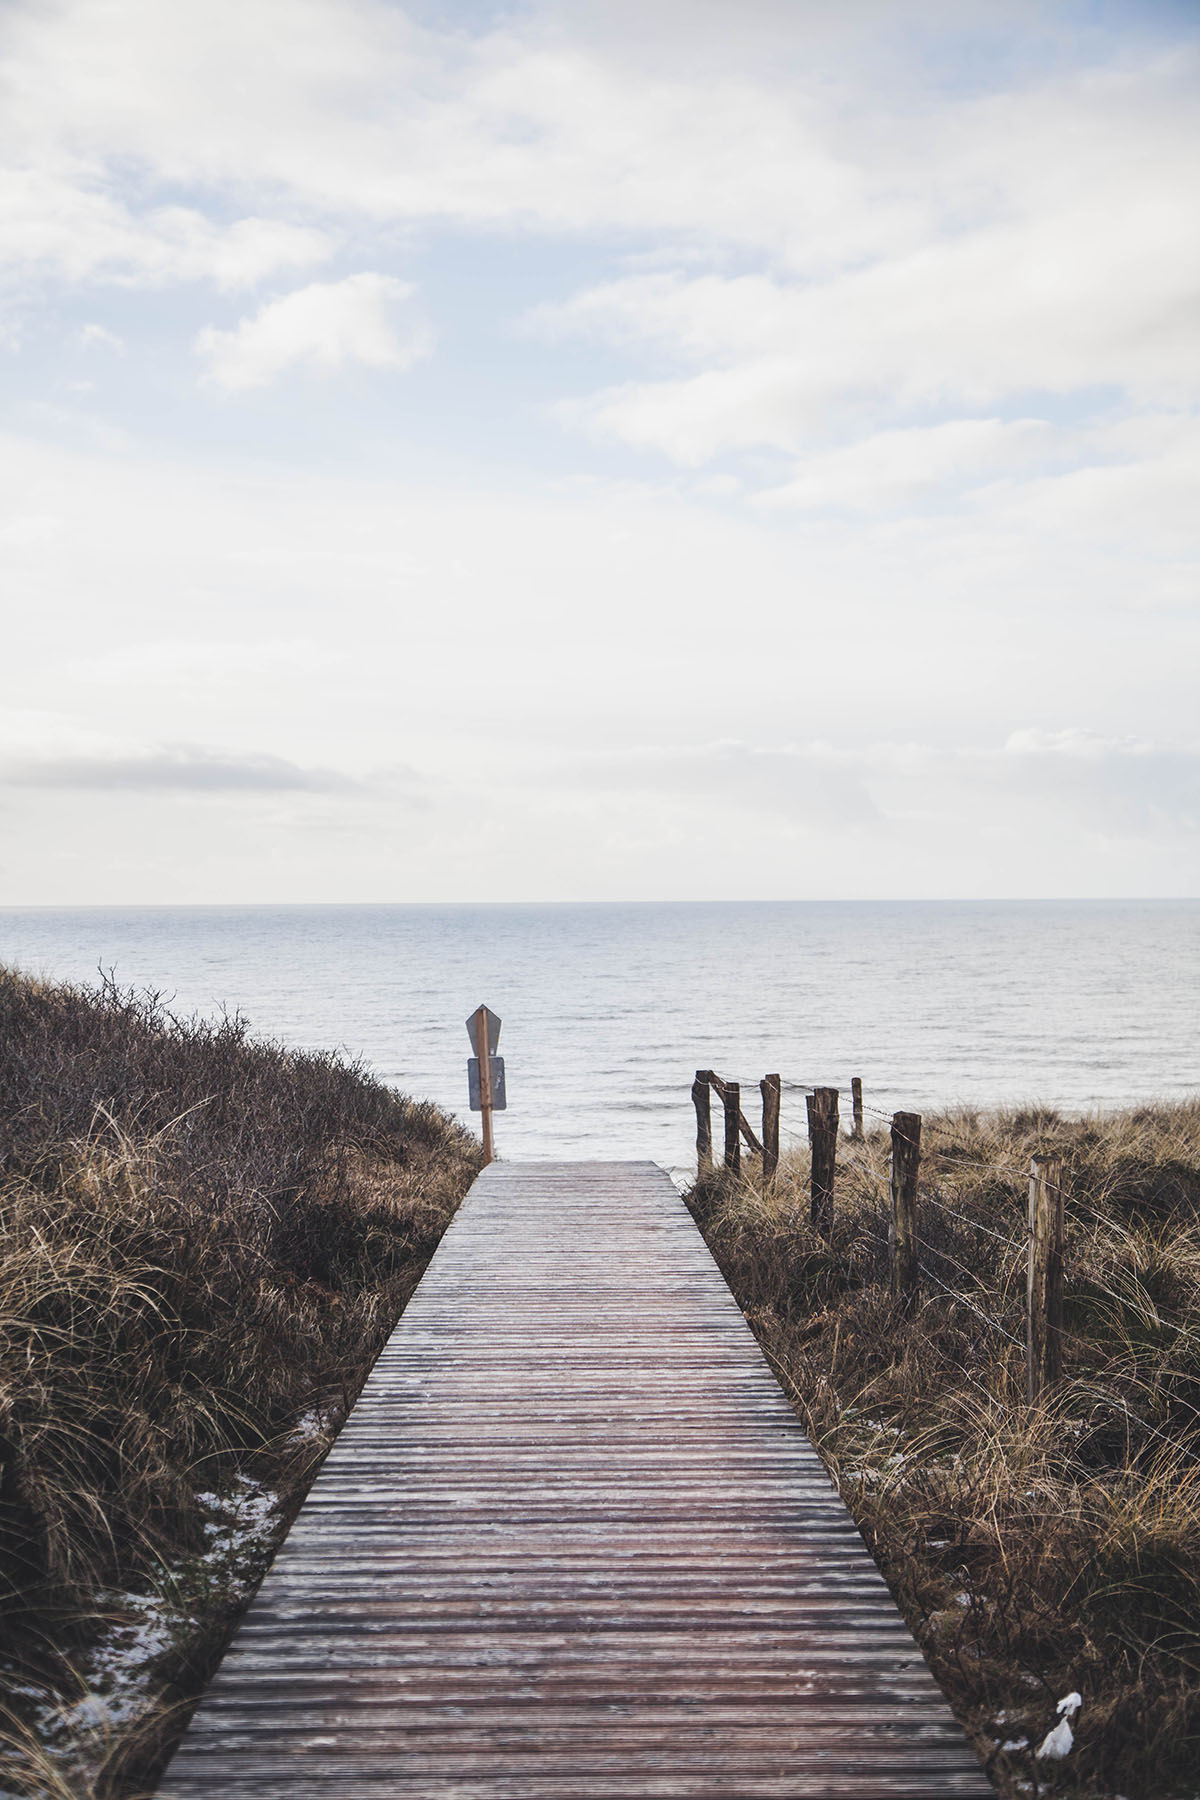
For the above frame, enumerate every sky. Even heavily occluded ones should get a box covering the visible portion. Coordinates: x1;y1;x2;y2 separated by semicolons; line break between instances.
1;0;1198;903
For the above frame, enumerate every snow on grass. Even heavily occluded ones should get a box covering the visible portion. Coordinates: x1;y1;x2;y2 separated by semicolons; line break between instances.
4;1476;286;1797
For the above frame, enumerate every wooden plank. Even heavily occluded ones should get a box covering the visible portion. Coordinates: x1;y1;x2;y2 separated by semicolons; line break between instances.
159;1162;990;1799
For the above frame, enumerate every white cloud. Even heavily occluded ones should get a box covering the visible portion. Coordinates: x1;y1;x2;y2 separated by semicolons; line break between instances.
1;3;1198;900
195;274;431;390
0;2;901;258
0;164;335;290
0;744;360;793
6;3;1190;281
566;731;1200;842
757;419;1060;511
570;739;881;828
548;137;1200;461
5;3;1198;468
524;46;1200;474
77;321;123;351
79;639;338;682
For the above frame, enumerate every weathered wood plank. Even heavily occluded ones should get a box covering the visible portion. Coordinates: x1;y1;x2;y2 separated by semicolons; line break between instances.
159;1161;990;1798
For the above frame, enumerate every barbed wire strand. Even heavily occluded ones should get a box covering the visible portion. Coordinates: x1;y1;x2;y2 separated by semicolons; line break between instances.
919;1189;1024;1246
921;1265;1026;1349
690;1076;1200;1460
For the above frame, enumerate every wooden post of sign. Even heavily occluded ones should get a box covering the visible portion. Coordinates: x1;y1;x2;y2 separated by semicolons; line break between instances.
889;1112;921;1309
806;1087;839;1236
474;1005;495;1166
693;1072;712;1174
760;1074;781;1189
723;1081;741;1174
851;1077;864;1141
1027;1153;1064;1401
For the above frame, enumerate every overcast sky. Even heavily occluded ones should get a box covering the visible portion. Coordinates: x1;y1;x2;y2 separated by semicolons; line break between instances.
2;0;1198;902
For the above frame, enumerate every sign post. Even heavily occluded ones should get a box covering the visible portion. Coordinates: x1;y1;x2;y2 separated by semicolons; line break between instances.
466;1005;505;1164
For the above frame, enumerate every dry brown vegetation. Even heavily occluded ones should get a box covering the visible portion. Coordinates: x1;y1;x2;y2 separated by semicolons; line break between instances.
687;1101;1200;1800
0;965;481;1798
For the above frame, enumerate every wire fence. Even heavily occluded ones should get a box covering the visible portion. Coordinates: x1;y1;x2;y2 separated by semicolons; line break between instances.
690;1065;1200;1462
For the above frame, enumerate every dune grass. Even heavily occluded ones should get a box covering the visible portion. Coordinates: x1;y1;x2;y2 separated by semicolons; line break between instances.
687;1101;1200;1799
0;966;481;1798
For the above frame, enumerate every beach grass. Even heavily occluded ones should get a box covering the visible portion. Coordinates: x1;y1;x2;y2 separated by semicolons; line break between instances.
0;966;481;1797
687;1100;1200;1800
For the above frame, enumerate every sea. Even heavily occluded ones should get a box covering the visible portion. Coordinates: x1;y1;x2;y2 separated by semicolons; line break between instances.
1;901;1196;1179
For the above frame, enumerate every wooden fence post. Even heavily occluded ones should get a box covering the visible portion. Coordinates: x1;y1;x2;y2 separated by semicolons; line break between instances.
806;1087;838;1235
889;1112;921;1308
1027;1153;1064;1401
760;1074;781;1189
723;1081;741;1174
692;1072;712;1174
851;1077;864;1141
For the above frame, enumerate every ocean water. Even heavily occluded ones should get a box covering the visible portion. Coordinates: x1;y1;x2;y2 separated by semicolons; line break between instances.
1;901;1196;1176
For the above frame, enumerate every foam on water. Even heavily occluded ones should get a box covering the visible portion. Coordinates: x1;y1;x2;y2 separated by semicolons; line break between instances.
1;900;1196;1175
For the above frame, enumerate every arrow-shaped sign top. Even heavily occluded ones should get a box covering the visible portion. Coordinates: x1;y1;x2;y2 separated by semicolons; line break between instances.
466;1005;501;1057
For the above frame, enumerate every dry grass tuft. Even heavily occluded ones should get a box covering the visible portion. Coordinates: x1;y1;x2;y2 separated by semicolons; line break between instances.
688;1101;1200;1800
0;966;481;1797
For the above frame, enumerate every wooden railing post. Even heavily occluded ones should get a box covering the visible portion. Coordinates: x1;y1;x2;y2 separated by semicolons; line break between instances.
851;1077;864;1141
760;1074;780;1189
889;1112;921;1309
692;1072;712;1174
1027;1153;1064;1401
472;1004;495;1166
806;1087;838;1235
723;1081;741;1174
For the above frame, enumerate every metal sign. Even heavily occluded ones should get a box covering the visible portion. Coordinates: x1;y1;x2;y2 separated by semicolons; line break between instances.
467;1055;507;1111
466;1006;501;1057
465;1005;504;1163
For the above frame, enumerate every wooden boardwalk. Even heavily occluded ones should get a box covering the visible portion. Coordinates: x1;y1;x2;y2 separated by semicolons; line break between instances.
160;1161;991;1798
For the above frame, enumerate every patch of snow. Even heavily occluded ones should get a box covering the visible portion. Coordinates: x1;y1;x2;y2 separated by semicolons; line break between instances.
285;1407;330;1445
83;1589;175;1688
1001;1737;1030;1752
195;1475;282;1573
0;1680;47;1702
11;1475;288;1795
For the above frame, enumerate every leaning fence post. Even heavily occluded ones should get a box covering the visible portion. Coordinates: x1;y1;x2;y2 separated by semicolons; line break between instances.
889;1112;921;1308
851;1077;864;1140
723;1081;741;1173
692;1072;712;1174
1027;1153;1064;1401
806;1087;838;1235
760;1074;781;1189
